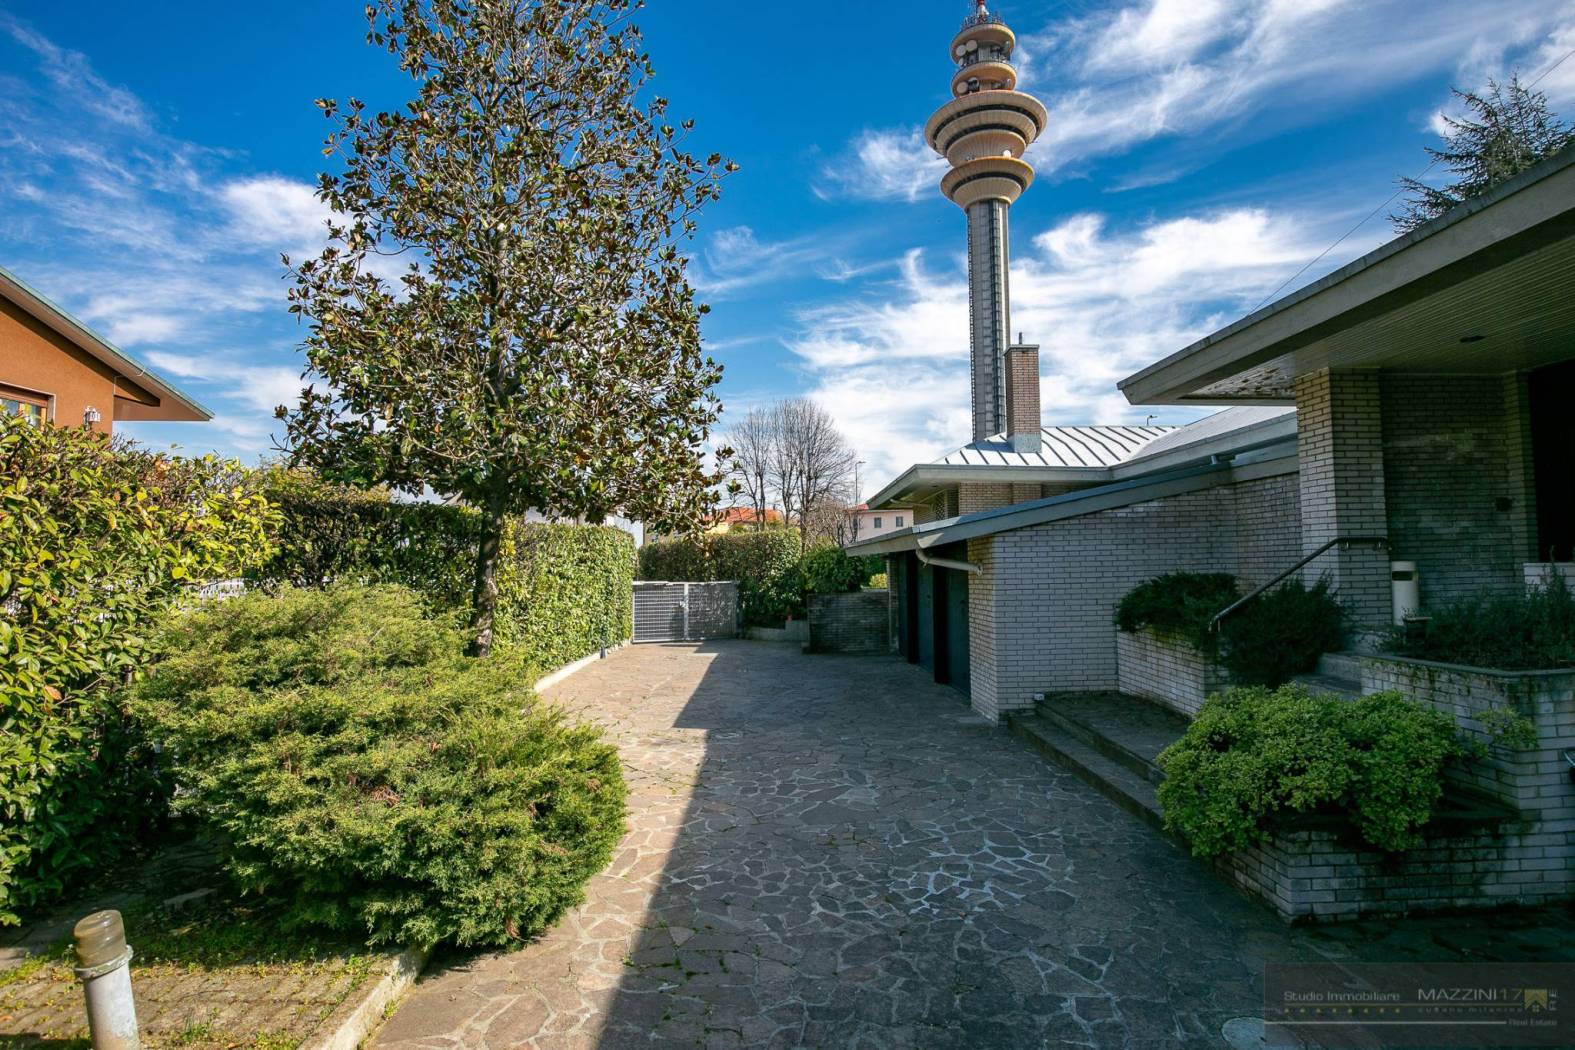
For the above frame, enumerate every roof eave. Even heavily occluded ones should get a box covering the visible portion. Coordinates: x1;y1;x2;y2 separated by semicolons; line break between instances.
1118;143;1575;406
0;266;215;422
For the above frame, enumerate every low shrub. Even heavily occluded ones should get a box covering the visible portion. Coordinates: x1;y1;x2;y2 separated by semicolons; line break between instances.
868;572;889;590
1387;576;1575;670
131;585;627;949
0;416;275;925
639;530;804;625
797;545;880;596
1114;573;1239;654
1218;578;1345;687
1156;686;1464;857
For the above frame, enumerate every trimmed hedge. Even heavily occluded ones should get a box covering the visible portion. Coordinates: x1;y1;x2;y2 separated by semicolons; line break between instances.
254;470;634;674
797;545;881;596
131;585;627;949
0;416;275;925
1157;686;1464;857
1114;573;1239;654
639;530;803;626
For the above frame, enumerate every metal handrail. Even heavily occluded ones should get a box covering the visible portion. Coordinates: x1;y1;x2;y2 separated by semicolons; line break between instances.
955;49;1013;71
1209;535;1389;631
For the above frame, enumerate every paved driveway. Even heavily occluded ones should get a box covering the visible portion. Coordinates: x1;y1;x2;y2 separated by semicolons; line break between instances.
371;641;1571;1049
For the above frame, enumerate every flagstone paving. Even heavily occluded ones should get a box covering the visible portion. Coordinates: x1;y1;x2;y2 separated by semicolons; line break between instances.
369;640;1574;1049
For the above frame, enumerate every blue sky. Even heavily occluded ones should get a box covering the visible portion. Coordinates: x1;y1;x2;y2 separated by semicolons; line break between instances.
2;1;1573;487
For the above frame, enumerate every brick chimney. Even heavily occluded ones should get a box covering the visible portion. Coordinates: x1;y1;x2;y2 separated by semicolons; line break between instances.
1004;338;1041;453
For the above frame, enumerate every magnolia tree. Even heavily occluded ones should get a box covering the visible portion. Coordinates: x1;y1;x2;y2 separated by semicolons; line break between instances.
283;0;734;655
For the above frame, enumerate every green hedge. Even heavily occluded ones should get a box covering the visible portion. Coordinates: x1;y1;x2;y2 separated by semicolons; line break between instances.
1387;575;1575;670
797;545;881;596
131;585;627;949
639;530;803;626
0;416;275;925
495;523;635;675
1157;686;1463;857
1115;573;1345;687
254;470;633;673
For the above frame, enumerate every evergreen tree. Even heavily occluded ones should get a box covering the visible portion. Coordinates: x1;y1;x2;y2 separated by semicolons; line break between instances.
1393;75;1572;232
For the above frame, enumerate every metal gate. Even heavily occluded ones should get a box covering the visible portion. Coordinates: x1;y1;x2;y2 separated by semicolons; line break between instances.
632;581;740;642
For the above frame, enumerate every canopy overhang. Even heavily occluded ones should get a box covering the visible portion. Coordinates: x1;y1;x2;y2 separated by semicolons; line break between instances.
1119;145;1575;406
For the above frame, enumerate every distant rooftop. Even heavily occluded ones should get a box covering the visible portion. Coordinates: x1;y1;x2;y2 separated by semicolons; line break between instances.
940;424;1175;469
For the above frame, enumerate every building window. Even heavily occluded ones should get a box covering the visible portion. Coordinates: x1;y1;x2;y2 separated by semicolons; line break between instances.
895;515;905;528
873;516;883;529
2;391;47;426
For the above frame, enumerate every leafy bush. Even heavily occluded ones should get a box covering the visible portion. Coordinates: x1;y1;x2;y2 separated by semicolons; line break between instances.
1115;573;1345;687
1156;686;1464;857
253;468;479;610
254;469;633;672
0;416;275;924
1114;573;1239;654
639;530;804;625
797;545;880;596
1387;576;1575;670
131;585;627;949
494;523;635;675
868;572;889;590
1218;578;1345;687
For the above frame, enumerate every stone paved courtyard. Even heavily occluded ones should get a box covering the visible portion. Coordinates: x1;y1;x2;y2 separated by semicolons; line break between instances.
371;641;1574;1049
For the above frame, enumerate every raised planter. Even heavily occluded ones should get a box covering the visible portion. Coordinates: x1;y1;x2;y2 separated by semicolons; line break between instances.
1116;628;1227;718
1360;654;1575;815
807;591;889;653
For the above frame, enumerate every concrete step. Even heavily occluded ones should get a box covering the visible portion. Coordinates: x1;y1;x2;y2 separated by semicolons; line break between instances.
1034;701;1170;786
1008;714;1166;835
1289;672;1361;700
1315;651;1364;682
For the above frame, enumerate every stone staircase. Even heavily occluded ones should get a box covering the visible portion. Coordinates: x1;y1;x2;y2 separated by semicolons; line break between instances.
1007;692;1186;835
1288;651;1362;699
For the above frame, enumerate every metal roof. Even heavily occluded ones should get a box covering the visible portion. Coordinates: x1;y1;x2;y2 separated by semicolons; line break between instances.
939;424;1174;468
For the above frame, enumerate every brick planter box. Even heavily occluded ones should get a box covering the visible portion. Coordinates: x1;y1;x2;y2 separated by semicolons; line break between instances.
1213;655;1575;921
1116;628;1228;718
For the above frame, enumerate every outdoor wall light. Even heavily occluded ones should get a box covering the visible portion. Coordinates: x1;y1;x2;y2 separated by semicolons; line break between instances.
82;406;102;426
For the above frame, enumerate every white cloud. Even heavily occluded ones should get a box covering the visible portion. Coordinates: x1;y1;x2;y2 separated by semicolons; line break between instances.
691;225;840;298
786;207;1362;484
0;13;150;129
144;350;303;416
816;128;948;203
218;175;334;257
822;0;1574;197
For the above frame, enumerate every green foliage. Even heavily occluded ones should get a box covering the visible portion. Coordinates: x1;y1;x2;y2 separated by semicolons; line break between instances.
868;572;889;590
1395;75;1573;232
639;530;804;626
1387;576;1575;670
253;471;633;674
282;0;734;653
1218;578;1345;687
796;545;880;596
253;468;480;610
131;585;627;950
1478;707;1539;750
494;523;635;676
1157;686;1465;857
0;415;276;925
1114;573;1239;655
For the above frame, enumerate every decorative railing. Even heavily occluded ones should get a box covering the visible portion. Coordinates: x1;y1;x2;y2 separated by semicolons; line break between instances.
955;49;1013;71
961;12;1007;30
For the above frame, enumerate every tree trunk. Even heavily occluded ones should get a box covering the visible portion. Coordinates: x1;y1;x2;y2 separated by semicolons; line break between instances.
468;486;507;657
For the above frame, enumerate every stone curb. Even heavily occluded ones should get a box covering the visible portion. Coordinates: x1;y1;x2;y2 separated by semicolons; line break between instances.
300;945;430;1050
534;641;630;693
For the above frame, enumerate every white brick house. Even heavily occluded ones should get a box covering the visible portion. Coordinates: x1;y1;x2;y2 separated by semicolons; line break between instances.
852;143;1575;724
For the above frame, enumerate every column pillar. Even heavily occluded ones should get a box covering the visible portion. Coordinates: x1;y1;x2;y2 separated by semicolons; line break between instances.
1294;369;1392;638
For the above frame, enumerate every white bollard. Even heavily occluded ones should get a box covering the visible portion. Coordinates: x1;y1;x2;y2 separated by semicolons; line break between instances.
73;909;140;1050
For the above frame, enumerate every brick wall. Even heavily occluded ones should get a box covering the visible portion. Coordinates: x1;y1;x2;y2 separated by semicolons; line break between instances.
1380;373;1537;605
959;482;1014;515
807;591;890;653
1116;630;1229;718
1295;369;1391;633
965;468;1301;722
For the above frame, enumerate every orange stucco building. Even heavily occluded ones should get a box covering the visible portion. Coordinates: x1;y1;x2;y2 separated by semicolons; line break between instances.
1;266;209;434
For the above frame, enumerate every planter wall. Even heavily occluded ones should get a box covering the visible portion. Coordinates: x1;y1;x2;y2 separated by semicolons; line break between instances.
1360;655;1575;817
807;590;889;654
1116;629;1228;718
